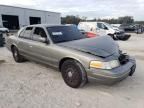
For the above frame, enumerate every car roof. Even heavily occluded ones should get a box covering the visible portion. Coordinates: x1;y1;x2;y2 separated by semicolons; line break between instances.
25;24;71;28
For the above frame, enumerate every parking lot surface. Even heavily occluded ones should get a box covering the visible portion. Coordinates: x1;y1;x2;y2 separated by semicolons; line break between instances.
0;33;144;108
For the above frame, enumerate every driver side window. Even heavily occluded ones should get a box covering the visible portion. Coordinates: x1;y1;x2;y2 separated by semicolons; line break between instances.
32;27;47;42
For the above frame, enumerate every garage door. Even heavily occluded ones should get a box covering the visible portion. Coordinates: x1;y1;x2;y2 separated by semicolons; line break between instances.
29;17;41;25
2;15;20;30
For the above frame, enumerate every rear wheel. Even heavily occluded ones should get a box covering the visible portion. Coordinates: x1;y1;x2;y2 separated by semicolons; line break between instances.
12;46;25;63
61;60;87;88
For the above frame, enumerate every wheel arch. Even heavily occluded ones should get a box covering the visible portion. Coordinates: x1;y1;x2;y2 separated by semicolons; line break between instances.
11;44;17;52
59;57;84;72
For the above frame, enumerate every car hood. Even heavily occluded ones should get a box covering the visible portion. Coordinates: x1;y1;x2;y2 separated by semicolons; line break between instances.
57;36;120;58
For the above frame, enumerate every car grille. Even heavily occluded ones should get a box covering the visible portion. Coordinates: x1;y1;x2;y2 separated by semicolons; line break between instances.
118;54;129;65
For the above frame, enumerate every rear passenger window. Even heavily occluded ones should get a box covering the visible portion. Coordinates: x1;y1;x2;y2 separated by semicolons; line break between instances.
19;27;33;39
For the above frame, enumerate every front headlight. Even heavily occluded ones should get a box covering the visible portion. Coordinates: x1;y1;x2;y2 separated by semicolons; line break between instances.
90;60;120;70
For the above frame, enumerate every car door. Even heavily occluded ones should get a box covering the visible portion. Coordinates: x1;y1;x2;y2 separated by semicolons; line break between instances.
96;23;107;35
29;27;57;67
17;27;34;58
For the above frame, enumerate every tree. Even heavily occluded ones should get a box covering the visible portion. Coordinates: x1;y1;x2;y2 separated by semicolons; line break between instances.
118;16;134;24
61;15;81;25
61;15;135;25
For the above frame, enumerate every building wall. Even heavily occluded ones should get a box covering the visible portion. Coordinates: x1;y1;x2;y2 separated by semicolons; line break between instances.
0;5;61;29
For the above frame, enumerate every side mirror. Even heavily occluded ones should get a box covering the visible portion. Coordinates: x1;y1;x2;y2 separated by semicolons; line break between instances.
33;35;47;43
38;37;47;43
39;37;50;44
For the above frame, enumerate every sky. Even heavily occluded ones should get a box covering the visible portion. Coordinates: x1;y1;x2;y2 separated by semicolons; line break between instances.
0;0;144;21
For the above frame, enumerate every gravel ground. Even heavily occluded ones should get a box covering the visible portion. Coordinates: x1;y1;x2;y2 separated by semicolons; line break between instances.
0;33;144;108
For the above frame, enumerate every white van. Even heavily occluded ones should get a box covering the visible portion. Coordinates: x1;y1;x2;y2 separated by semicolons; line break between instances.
78;22;120;37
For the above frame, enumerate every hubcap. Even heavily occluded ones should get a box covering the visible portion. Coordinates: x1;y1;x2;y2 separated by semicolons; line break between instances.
68;71;73;78
64;67;80;85
14;50;18;57
13;48;18;61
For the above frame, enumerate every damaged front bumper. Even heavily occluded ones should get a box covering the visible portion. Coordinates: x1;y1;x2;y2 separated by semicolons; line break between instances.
86;57;136;84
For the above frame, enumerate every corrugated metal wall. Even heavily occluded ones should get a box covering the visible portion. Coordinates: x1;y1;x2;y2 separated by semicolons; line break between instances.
0;5;61;29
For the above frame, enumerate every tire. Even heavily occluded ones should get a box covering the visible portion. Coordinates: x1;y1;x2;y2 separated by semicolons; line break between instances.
12;46;25;63
61;60;87;88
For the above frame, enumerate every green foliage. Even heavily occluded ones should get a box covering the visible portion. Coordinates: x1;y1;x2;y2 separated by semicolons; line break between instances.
135;21;144;25
61;15;81;25
118;16;134;24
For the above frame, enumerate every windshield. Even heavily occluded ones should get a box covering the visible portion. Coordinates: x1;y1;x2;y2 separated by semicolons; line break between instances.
47;26;86;43
104;23;113;29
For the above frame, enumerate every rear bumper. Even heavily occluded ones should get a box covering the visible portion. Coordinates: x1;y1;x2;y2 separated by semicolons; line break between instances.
86;58;136;84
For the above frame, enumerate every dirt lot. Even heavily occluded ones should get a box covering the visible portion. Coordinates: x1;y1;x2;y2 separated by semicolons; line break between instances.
0;33;144;108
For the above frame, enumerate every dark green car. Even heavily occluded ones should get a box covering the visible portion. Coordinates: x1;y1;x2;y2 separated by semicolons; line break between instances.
6;24;136;88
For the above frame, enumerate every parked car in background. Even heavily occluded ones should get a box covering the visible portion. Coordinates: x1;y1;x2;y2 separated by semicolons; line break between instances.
120;24;135;32
111;24;123;31
111;24;121;28
120;24;144;34
78;22;131;40
0;32;5;47
0;25;9;33
134;24;144;34
5;24;136;88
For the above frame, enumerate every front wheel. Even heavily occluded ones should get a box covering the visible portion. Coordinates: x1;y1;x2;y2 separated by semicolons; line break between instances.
12;46;25;63
61;60;87;88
